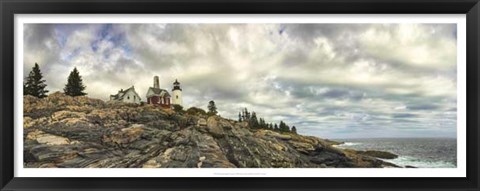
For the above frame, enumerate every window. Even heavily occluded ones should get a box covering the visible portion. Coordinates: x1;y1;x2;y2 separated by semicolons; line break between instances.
134;95;136;100
127;96;130;100
176;95;178;99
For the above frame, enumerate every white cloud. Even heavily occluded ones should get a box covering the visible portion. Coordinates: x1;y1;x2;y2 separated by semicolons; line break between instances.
359;24;456;69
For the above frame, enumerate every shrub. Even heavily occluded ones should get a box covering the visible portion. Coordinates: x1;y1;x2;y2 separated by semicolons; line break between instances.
186;107;207;116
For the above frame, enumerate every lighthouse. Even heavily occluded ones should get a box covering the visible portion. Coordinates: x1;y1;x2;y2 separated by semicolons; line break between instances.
172;79;183;106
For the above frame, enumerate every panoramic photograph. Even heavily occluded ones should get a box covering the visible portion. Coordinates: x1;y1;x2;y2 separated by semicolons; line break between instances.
23;23;457;168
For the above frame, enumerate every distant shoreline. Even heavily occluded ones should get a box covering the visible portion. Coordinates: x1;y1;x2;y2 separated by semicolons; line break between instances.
334;138;457;168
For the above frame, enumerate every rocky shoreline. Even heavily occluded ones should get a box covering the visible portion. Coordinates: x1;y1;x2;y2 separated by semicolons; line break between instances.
24;92;399;168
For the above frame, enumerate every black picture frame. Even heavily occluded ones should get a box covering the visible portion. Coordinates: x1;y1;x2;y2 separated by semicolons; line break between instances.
1;0;479;190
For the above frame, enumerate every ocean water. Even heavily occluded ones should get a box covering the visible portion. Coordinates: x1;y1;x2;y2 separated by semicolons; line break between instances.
334;138;457;168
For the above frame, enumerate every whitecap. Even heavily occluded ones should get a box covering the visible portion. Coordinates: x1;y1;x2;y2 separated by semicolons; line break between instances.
337;142;362;147
384;156;457;168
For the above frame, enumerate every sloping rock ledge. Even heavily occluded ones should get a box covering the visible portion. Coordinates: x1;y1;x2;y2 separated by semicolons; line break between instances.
24;92;399;168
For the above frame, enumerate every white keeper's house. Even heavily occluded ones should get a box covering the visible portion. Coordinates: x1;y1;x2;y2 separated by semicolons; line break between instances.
109;86;142;104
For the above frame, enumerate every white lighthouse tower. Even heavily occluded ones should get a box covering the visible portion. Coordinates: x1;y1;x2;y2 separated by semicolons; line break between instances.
172;79;183;106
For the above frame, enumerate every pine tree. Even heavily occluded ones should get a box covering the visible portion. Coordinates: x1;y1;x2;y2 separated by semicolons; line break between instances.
207;100;218;116
279;121;290;132
244;108;250;120
64;67;87;97
262;119;268;129
24;63;49;98
238;112;242;122
274;123;279;131
259;118;266;129
249;112;259;128
291;126;297;134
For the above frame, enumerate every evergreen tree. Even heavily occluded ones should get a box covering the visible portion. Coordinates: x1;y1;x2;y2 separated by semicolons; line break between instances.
24;63;49;98
274;123;279;131
249;112;259;128
207;100;218;116
259;118;266;129
244;108;250;120
238;112;242;122
64;67;87;97
291;126;297;134
279;121;290;132
269;123;273;130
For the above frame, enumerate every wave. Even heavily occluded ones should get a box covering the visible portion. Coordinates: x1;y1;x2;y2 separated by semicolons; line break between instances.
384;156;457;168
338;142;362;147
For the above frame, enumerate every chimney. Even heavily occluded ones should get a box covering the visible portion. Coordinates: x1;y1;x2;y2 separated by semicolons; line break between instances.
154;76;160;89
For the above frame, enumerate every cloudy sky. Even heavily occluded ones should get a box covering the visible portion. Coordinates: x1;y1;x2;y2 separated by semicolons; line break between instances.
23;23;457;139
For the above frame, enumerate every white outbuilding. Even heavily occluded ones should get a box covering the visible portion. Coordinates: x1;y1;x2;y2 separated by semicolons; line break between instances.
109;86;142;104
